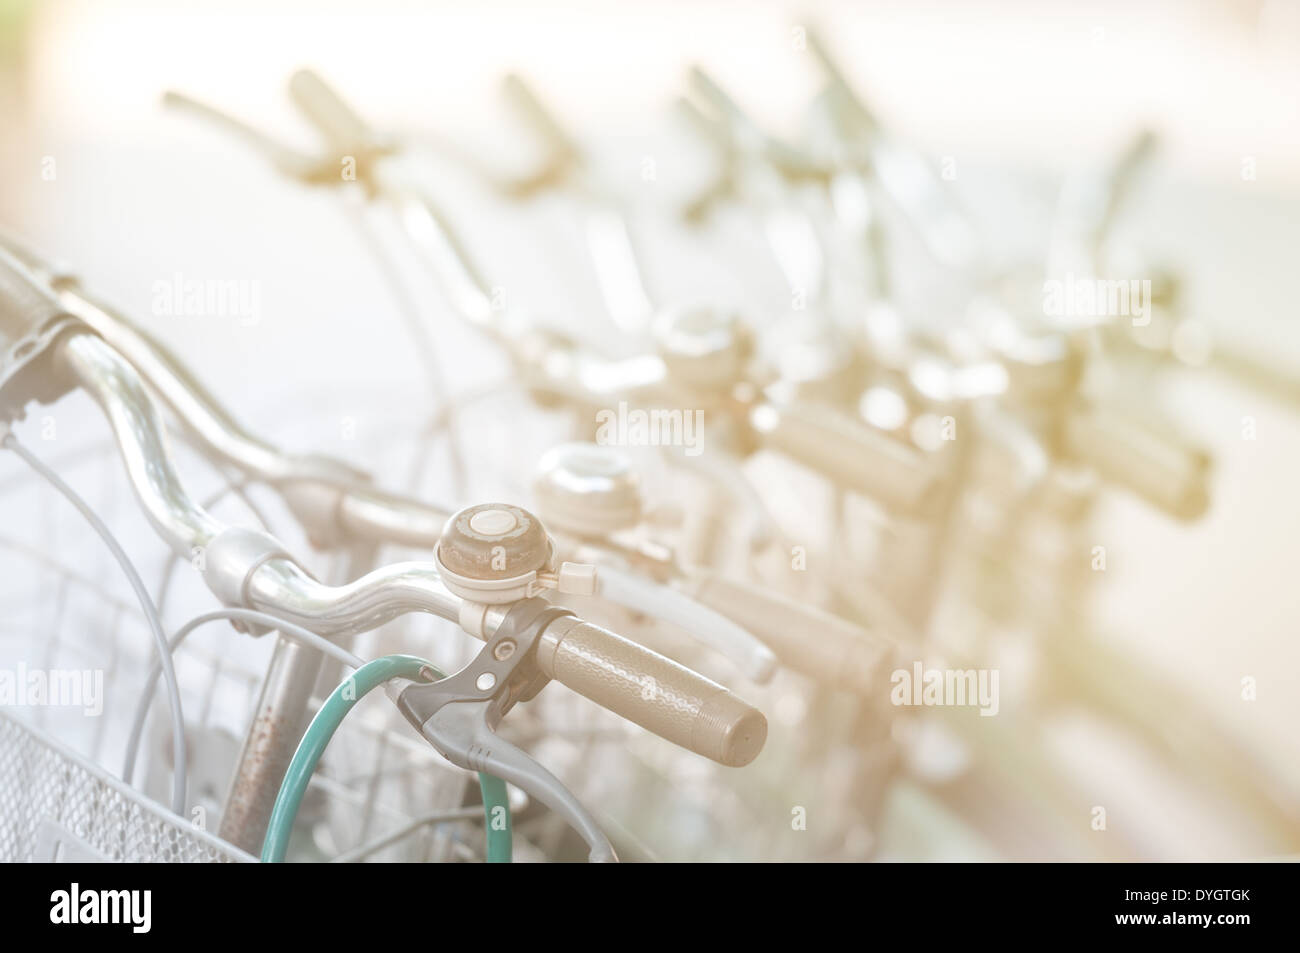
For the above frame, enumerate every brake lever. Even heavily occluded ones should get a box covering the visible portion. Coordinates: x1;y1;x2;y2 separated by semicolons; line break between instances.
162;90;338;185
1048;127;1159;277
482;74;655;334
286;68;398;165
686;65;828;185
495;72;585;197
803;24;982;278
395;598;619;862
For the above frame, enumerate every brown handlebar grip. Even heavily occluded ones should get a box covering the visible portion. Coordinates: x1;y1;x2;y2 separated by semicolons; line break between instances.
535;616;766;767
749;400;944;514
1065;403;1210;520
683;572;895;696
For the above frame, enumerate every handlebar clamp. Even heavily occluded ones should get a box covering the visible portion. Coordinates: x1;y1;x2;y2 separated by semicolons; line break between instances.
0;246;87;423
200;527;295;634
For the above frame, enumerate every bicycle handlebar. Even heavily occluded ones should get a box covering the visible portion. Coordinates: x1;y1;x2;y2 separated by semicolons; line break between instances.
1;234;782;686
1064;401;1210;520
57;332;225;551
749;398;944;515
596;563;777;683
47;327;768;766
15;261;457;545
679;571;897;695
0;245;61;351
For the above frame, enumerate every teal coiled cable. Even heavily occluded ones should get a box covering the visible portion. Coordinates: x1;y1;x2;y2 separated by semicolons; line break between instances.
261;654;512;863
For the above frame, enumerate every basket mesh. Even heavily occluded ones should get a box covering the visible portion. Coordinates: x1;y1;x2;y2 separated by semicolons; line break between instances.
0;708;252;862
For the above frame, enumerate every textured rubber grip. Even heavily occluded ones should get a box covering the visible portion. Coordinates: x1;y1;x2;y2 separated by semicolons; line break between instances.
288;69;373;154
1065;403;1210;520
683;573;895;696
535;616;766;767
750;400;943;514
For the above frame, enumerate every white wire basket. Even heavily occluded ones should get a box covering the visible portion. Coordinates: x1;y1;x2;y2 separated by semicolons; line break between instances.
0;708;252;863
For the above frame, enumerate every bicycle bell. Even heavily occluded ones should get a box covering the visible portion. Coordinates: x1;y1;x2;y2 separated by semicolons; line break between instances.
532;442;644;539
653;306;749;391
435;502;595;604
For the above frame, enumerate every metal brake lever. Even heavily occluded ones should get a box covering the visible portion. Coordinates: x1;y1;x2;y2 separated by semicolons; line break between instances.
286;68;398;164
803;25;982;278
395;598;619;863
166;73;396;191
495;73;585;197
486;74;655;334
686;65;828;184
162;90;338;185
